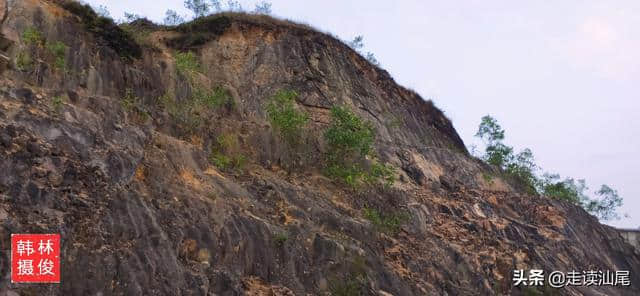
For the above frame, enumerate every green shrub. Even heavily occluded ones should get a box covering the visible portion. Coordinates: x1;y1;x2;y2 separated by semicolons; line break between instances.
365;161;395;187
15;51;32;71
326;161;394;188
175;51;200;76
17;27;41;71
19;27;68;71
504;148;539;194
327;255;368;296
273;232;288;246
326;163;366;188
46;41;67;70
329;277;364;296
160;93;196;122
539;174;585;204
215;133;236;149
585;185;623;221
160;86;232;135
231;154;246;169
475;115;624;221
160;92;202;132
121;89;150;122
121;88;137;110
52;96;63;113
482;173;494;185
324;106;394;187
362;207;407;234
209;152;245;171
476;115;538;192
210;152;232;169
325;106;374;159
194;86;233;109
209;134;246;172
266;89;309;144
22;27;44;46
159;93;179;116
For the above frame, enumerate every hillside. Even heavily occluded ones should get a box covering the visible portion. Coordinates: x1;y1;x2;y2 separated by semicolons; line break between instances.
0;1;638;295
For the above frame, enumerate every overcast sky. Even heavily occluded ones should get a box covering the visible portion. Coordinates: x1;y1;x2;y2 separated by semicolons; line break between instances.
84;1;639;229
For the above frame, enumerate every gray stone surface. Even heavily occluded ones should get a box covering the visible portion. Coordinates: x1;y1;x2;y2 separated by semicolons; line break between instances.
0;1;638;295
619;229;640;253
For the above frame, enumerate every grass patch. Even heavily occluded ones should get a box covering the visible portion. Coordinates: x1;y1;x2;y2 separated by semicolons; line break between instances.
18;27;68;72
15;51;32;71
121;88;150;122
46;41;67;70
266;89;309;145
52;96;64;113
365;161;395;186
209;134;246;172
160;93;202;133
174;51;201;77
22;27;45;46
329;277;364;296
273;232;288;246
121;88;136;111
194;86;234;109
159;86;232;134
328;256;368;296
362;207;407;234
209;152;246;171
171;51;236;128
482;173;494;185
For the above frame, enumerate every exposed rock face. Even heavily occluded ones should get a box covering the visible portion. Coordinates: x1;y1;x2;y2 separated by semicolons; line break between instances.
619;229;640;253
0;1;638;295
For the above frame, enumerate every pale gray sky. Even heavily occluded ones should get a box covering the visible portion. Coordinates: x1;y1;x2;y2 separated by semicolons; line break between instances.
85;1;639;228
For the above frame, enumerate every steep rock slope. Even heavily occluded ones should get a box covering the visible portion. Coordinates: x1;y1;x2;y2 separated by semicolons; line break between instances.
0;1;638;295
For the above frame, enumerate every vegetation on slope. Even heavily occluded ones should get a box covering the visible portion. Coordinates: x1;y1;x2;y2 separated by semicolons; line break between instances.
266;90;309;145
17;27;68;72
324;106;395;188
474;115;623;221
56;0;142;59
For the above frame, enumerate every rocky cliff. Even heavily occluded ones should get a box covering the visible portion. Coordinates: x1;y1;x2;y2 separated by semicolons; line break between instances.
0;1;638;295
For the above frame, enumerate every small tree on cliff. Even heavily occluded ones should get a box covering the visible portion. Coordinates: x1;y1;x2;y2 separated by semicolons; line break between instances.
475;115;509;166
164;9;186;26
93;5;111;19
254;1;272;14
585;185;623;221
475;115;624;221
226;0;243;12
475;115;538;193
184;0;210;17
347;35;380;66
